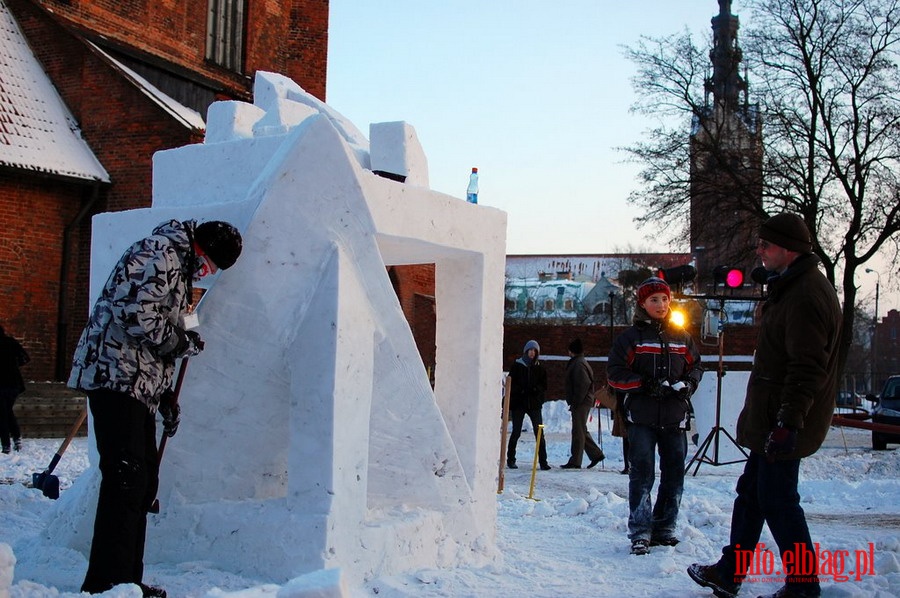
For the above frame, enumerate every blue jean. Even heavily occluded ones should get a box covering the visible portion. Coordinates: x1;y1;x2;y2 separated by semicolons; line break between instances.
626;423;686;541
714;452;820;596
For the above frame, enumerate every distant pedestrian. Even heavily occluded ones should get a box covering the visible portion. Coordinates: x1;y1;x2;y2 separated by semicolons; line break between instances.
0;325;30;454
608;277;703;555
507;340;551;471
561;338;604;469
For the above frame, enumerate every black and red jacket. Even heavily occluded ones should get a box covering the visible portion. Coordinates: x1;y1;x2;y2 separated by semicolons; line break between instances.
607;307;703;428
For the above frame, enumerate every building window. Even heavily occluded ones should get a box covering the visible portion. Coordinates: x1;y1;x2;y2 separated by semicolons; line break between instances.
544;299;555;311
206;0;246;72
563;299;573;310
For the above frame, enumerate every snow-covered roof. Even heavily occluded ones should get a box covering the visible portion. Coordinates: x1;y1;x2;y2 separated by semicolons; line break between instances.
0;1;109;182
88;42;205;132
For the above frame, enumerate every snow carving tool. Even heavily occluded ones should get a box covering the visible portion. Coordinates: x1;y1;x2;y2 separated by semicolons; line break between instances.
148;356;189;514
32;406;88;499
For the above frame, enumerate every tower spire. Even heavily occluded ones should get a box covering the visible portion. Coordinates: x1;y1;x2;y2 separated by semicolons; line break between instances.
706;0;747;111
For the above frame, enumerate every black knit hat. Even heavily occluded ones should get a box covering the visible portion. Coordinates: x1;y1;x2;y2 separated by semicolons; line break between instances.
195;221;243;269
759;213;812;253
568;338;583;355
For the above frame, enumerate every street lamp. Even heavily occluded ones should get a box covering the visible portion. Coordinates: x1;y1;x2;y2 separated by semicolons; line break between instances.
865;268;881;390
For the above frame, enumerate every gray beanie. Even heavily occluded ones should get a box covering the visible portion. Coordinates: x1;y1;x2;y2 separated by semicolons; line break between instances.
523;340;540;355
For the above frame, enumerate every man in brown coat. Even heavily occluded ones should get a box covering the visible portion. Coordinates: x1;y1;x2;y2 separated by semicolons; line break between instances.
688;213;842;598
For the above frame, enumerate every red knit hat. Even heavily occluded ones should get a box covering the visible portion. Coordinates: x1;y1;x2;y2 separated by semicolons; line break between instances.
637;277;671;305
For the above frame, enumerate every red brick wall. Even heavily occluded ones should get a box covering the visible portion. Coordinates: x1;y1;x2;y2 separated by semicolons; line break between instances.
388;265;436;372
25;0;329;101
0;176;84;378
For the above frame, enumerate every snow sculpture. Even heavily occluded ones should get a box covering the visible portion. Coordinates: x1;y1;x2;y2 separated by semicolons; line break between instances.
53;71;507;585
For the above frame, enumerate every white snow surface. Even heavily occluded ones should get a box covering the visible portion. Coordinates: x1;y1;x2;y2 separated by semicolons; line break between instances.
1;411;899;597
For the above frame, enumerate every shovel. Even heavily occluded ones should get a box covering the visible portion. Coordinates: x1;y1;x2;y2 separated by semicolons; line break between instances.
32;406;88;499
148;357;189;514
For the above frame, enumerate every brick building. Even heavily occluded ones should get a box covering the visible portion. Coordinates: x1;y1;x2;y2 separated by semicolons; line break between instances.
0;0;329;380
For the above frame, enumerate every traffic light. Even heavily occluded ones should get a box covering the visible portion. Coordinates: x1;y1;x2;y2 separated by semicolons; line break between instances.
750;266;772;285
713;266;744;289
658;264;697;286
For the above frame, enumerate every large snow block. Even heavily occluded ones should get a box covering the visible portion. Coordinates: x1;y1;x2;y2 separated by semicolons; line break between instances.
369;120;429;187
47;70;507;586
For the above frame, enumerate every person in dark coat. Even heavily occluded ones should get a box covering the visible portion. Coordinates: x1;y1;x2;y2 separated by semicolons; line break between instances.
608;277;703;555
69;219;242;597
507;339;551;470
689;213;842;598
561;338;604;469
0;325;30;454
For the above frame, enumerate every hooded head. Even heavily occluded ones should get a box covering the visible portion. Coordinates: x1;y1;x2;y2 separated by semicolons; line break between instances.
758;213;812;253
194;221;243;270
522;339;540;364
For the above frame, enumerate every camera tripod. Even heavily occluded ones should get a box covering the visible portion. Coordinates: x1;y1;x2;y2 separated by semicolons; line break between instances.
685;303;748;476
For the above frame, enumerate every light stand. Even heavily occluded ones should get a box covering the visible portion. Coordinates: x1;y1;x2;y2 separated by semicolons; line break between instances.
685;300;748;475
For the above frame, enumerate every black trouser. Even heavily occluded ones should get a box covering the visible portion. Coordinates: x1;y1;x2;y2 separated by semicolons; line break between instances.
507;407;548;466
82;389;159;594
0;388;22;449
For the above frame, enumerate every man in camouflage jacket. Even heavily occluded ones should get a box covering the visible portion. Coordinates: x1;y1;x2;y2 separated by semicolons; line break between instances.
70;219;241;597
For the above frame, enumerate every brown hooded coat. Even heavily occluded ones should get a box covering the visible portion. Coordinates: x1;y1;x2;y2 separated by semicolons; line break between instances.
736;253;842;458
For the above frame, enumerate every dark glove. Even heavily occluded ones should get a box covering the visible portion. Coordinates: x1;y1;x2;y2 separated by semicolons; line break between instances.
677;379;697;402
158;390;181;437
643;377;664;398
170;327;205;358
764;422;797;462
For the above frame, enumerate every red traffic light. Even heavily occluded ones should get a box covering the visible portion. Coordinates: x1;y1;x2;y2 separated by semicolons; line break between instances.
713;266;744;289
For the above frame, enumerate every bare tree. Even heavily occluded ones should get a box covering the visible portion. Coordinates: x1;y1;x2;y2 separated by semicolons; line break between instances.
622;0;900;374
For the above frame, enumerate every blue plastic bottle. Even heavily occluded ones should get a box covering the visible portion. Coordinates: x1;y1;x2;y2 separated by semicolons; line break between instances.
466;167;479;204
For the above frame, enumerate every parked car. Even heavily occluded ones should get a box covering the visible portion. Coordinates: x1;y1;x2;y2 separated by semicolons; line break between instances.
868;375;900;450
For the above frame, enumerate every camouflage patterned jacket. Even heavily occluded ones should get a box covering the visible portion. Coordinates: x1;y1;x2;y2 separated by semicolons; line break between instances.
68;220;195;410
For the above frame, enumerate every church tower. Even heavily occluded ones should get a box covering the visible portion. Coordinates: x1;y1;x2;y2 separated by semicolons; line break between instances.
690;0;764;292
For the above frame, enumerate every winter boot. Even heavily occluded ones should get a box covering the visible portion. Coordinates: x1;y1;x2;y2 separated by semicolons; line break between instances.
139;583;167;597
687;563;740;598
630;539;650;555
13;438;21;452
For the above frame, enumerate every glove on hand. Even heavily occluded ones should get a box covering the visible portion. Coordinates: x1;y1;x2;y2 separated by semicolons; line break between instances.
158;390;181;437
764;422;797;462
184;330;204;356
643;377;664;398
677;379;697;402
171;327;205;358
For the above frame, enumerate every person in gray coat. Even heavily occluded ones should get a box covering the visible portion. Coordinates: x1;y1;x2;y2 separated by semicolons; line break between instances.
561;338;604;469
70;219;242;597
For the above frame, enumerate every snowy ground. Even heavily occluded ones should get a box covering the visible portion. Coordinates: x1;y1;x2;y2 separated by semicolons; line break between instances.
2;403;900;597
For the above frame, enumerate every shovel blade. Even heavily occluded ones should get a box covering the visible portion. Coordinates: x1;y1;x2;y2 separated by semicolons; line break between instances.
41;475;60;500
33;471;60;499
